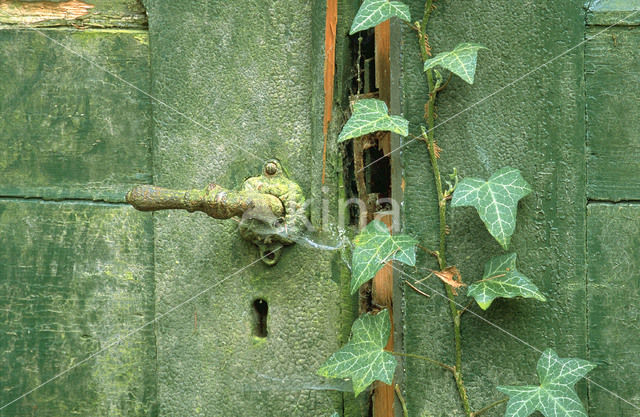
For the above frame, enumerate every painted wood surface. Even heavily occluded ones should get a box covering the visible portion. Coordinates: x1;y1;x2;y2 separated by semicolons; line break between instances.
142;0;351;415
400;2;588;416
587;203;640;416
0;201;155;416
0;15;155;416
586;25;640;201
0;29;152;202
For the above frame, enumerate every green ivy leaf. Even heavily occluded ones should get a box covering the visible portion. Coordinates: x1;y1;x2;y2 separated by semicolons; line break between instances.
351;220;418;294
423;43;486;84
338;99;409;143
451;167;531;249
318;309;396;396
497;349;596;417
467;253;546;310
349;0;411;34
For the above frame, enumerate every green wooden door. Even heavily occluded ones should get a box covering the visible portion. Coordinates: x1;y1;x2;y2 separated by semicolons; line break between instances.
3;1;639;417
399;1;640;416
585;3;640;414
1;1;352;416
142;1;348;416
0;5;157;415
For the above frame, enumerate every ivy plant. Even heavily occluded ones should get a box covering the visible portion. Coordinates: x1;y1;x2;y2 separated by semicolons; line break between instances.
498;349;596;417
317;309;397;396
319;1;594;417
467;253;546;310
451;167;532;249
350;219;417;293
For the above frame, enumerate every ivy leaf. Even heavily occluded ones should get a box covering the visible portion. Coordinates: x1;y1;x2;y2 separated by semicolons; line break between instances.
467;253;546;310
423;43;486;84
349;0;411;34
318;309;396;396
451;167;531;249
351;220;418;294
338;99;409;143
497;349;596;417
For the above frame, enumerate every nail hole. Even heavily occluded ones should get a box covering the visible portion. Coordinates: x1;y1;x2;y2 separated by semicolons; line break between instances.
252;298;268;338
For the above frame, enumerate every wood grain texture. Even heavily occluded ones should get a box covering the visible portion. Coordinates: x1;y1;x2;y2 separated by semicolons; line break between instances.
587;203;640;416
400;2;587;416
0;29;152;202
321;0;337;184
0;0;147;28
586;26;640;201
0;201;155;417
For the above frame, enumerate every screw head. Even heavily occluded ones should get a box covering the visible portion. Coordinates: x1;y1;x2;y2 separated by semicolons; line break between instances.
265;161;278;176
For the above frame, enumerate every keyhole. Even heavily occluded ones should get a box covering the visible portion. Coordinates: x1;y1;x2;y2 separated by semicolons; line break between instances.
252;298;268;338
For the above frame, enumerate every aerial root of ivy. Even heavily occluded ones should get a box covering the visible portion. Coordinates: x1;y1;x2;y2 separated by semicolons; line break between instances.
404;279;431;298
394;384;409;417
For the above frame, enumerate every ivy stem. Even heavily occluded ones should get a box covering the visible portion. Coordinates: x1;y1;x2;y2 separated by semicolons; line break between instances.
420;4;473;417
470;398;509;417
390;351;454;373
394;384;409;417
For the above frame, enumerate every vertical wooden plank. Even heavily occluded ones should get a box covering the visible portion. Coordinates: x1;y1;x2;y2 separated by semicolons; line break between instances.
0;23;155;416
0;30;153;201
372;216;394;417
373;19;394;417
143;0;346;415
587;203;640;416
321;0;337;184
586;26;640;201
401;2;587;416
0;202;155;416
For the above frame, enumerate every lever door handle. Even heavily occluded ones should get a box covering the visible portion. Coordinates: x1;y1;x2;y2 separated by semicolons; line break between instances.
126;160;306;265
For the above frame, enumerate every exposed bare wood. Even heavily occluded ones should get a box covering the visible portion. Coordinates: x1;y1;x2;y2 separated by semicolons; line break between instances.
0;0;93;24
321;0;337;184
372;19;394;417
0;0;147;28
372;215;395;416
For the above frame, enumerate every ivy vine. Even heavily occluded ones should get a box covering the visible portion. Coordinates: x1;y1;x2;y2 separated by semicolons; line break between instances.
318;1;595;417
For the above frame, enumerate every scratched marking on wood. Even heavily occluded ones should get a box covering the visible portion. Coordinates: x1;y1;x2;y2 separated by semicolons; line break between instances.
0;201;156;416
0;29;152;202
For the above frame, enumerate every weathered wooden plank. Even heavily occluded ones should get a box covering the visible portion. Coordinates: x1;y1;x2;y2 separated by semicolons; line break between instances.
0;0;147;29
401;2;587;416
587;0;640;26
143;0;348;415
586;26;640;201
587;203;640;416
0;201;155;416
0;29;152;202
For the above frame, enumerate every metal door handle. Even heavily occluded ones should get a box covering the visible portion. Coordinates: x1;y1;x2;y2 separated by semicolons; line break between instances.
126;160;306;265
